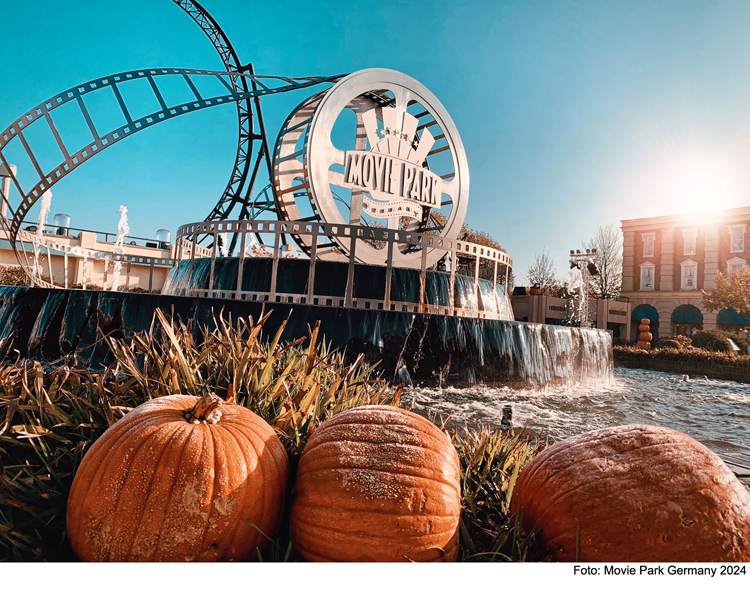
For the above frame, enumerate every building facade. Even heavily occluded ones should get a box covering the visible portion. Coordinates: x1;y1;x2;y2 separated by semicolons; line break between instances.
620;206;750;341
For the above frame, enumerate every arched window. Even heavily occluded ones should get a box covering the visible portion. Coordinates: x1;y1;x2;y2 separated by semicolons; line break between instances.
632;304;659;322
727;257;746;276
671;304;703;336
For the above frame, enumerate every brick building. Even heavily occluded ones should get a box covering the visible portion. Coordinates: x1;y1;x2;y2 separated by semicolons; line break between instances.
620;206;750;341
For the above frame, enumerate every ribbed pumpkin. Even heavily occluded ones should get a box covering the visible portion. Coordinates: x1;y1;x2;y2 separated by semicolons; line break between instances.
66;393;289;561
290;405;461;562
511;424;750;562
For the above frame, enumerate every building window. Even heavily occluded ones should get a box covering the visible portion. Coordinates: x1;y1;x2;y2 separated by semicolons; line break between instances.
727;257;746;276
640;262;655;290
680;259;698;290
729;224;746;253
642;232;655;258
682;229;697;256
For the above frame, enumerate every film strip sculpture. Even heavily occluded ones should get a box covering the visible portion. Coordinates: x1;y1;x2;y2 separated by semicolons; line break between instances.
0;68;341;287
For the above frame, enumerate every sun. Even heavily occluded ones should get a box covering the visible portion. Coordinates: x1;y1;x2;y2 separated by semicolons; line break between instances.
660;157;745;218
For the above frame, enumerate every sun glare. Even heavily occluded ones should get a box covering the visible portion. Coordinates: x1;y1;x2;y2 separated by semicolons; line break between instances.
660;158;745;219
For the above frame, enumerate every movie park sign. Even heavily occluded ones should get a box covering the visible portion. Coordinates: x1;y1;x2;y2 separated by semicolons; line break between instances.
340;106;443;219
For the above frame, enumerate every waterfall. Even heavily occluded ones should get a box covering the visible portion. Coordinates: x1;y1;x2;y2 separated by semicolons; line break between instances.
0;283;613;388
162;257;516;322
482;321;613;386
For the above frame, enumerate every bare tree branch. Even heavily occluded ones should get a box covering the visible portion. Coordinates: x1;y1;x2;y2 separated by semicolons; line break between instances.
583;224;622;300
527;248;560;293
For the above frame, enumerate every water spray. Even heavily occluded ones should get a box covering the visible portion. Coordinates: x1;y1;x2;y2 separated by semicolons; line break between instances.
32;190;52;282
219;232;229;257
110;205;130;292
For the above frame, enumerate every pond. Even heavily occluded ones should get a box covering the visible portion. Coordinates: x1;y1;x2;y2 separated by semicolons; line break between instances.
402;367;750;453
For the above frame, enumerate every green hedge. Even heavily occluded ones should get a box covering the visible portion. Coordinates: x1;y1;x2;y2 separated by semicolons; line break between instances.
614;344;750;367
691;329;748;355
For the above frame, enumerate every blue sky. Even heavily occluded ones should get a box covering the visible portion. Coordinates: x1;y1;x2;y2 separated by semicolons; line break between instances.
2;0;750;279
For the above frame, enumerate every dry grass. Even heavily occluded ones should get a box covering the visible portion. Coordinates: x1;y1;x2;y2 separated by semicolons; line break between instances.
0;265;28;287
0;309;546;561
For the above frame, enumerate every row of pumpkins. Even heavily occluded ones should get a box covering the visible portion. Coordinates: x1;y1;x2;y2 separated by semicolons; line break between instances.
66;391;750;562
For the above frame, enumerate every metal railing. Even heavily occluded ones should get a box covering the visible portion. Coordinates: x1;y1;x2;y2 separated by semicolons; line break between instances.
4;226;183;291
22;223;165;247
173;220;514;320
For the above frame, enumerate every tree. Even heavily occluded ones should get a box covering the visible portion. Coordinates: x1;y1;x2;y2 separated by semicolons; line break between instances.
702;266;750;318
527;248;560;294
429;212;507;253
583;224;622;300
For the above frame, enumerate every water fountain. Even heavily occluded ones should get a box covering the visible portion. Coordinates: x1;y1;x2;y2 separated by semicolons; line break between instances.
0;0;612;387
31;190;53;282
110;206;130;292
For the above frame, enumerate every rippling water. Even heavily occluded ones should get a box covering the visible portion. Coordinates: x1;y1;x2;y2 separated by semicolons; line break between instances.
402;367;750;453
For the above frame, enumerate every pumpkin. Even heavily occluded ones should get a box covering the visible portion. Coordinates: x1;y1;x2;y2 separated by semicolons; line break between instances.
66;392;289;561
638;324;651;332
290;405;461;562
511;424;750;562
638;332;652;342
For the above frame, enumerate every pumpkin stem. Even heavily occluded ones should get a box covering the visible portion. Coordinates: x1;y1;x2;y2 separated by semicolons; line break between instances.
185;392;223;424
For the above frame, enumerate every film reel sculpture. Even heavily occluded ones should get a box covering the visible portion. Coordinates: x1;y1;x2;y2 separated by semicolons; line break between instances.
0;0;473;284
274;69;469;267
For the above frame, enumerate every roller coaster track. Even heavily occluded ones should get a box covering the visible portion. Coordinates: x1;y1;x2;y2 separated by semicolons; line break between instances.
172;0;259;222
0;68;341;285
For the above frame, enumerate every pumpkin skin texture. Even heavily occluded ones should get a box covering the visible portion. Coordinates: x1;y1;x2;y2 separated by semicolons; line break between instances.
66;394;289;562
290;405;461;562
511;424;750;562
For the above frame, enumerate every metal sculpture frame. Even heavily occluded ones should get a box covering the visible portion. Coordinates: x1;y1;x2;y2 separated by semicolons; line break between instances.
173;0;260;222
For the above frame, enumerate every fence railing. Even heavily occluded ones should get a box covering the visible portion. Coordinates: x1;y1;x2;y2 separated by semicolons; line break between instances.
173;220;514;320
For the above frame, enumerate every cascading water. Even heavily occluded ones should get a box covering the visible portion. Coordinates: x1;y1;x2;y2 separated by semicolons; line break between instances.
110;205;130;292
162;257;513;319
157;256;612;389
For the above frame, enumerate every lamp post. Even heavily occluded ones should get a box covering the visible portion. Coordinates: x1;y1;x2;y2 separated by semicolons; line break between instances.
568;248;601;328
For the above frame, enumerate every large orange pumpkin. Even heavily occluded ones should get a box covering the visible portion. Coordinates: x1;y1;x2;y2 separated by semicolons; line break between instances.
66;393;289;561
290;405;461;561
511;424;750;562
